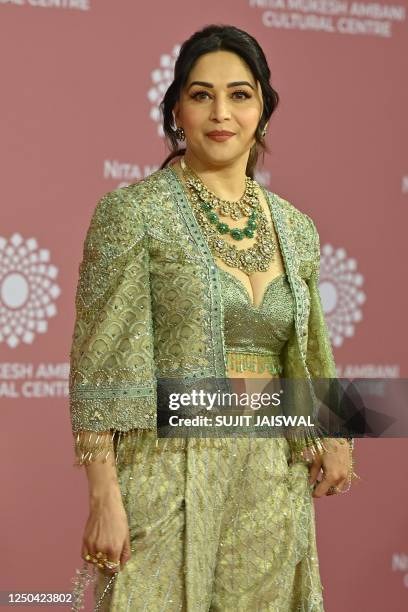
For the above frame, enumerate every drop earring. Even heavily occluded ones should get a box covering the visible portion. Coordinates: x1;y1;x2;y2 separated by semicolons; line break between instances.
175;126;185;141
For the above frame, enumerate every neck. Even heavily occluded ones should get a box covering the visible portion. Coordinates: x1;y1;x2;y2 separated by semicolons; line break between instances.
181;150;251;202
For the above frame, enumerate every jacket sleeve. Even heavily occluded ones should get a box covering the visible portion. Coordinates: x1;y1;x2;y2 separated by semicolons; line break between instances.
68;187;157;466
283;215;343;463
305;217;337;379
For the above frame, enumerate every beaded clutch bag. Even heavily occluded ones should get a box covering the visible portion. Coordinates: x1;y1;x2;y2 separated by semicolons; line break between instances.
70;561;117;611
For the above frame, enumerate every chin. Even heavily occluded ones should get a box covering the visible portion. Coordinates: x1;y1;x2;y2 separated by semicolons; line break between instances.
201;147;242;162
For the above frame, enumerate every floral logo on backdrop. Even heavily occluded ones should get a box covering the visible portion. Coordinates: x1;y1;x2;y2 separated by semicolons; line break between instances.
148;44;181;138
319;244;366;347
0;233;61;348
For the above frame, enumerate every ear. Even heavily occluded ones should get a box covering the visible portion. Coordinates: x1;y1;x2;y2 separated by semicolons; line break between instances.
256;81;264;119
173;101;180;124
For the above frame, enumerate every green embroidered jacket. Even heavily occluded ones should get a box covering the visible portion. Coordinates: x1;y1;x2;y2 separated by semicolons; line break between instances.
69;166;337;462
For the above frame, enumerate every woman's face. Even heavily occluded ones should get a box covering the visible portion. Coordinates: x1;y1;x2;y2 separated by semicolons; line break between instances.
173;50;264;168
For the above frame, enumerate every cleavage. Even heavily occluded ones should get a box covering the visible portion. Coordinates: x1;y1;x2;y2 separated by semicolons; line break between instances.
216;260;286;309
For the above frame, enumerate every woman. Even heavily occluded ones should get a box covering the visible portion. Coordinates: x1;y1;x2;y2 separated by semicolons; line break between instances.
70;24;357;612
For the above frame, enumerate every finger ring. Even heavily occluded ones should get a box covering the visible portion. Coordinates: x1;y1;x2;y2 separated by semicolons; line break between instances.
327;485;340;495
104;559;121;570
96;551;107;560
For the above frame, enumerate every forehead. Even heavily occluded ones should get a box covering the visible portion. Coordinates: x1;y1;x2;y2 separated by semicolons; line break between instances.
186;50;256;86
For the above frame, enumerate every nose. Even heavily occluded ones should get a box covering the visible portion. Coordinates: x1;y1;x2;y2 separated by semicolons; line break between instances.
209;95;232;122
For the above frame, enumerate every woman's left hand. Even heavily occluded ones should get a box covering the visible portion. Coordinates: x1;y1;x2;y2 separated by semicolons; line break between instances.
306;439;351;498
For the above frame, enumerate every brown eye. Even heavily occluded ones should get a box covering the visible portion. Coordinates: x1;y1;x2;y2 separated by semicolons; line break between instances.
232;90;251;99
190;91;211;100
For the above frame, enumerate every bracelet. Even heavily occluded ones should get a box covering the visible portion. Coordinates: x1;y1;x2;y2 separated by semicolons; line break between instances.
293;436;360;494
333;437;360;494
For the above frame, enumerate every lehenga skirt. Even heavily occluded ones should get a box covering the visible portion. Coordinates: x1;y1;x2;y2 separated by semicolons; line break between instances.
93;430;325;611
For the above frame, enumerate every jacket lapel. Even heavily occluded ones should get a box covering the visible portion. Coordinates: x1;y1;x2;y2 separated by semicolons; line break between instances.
263;189;309;373
166;166;228;378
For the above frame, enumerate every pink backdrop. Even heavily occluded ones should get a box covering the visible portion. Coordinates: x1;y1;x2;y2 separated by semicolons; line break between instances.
1;1;407;610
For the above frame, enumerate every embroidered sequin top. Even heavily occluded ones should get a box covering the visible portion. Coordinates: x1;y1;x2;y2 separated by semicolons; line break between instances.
218;268;295;376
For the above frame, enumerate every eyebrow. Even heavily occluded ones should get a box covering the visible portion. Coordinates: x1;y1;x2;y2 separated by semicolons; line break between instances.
187;80;255;90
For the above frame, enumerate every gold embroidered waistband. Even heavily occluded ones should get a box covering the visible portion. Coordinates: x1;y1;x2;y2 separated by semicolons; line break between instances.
226;350;283;375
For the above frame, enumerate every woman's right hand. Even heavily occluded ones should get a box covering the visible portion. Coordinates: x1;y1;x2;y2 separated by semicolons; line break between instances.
82;487;132;574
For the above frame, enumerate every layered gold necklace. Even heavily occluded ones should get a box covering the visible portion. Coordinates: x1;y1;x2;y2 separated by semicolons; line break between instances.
180;156;276;274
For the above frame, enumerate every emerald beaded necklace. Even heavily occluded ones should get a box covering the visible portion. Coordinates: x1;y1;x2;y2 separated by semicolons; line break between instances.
180;156;277;275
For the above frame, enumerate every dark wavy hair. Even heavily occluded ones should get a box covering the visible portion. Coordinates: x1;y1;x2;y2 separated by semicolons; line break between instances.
159;24;280;178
